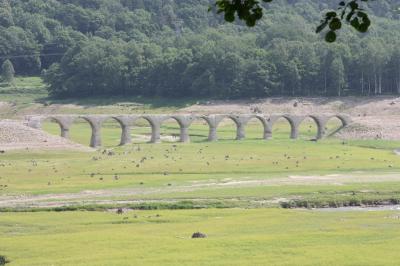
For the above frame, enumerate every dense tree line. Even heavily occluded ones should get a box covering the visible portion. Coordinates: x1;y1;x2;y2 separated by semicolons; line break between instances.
1;0;400;98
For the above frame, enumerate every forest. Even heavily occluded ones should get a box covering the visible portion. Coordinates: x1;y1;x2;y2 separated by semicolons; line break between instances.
1;0;400;98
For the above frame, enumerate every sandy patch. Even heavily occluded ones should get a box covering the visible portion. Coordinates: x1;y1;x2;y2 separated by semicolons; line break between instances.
131;133;180;143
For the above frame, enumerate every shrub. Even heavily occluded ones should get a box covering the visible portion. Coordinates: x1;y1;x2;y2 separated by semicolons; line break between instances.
0;255;9;265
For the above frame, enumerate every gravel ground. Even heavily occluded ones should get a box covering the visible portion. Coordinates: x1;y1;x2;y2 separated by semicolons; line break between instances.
0;120;93;151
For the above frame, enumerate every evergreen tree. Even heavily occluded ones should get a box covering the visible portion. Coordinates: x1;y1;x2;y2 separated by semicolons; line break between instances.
0;0;13;27
330;57;345;96
1;59;15;83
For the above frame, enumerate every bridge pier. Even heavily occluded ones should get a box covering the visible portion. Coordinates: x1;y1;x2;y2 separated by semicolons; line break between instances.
229;115;254;140
251;116;272;140
268;115;305;140
179;126;190;142
52;116;76;139
25;115;76;139
113;116;140;146
80;116;107;148
201;115;225;142
142;115;167;144
169;115;196;143
26;116;43;129
289;116;305;139
308;116;330;140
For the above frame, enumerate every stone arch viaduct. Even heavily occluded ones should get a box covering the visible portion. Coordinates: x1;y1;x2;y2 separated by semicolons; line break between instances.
25;114;351;148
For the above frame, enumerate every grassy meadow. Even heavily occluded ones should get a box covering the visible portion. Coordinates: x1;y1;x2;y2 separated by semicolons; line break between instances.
0;119;398;199
2;208;400;265
2;77;400;265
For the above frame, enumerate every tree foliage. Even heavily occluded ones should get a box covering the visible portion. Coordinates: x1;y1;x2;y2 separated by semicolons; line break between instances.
1;59;15;83
1;0;400;98
213;0;373;42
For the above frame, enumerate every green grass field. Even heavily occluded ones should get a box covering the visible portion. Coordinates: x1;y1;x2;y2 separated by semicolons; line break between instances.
2;208;400;265
2;77;400;265
0;120;398;199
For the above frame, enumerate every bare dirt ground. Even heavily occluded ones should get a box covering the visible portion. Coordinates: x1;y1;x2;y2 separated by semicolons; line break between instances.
0;120;93;151
1;172;400;208
181;96;400;140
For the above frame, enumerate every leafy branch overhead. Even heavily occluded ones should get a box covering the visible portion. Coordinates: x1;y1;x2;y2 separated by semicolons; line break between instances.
213;0;372;42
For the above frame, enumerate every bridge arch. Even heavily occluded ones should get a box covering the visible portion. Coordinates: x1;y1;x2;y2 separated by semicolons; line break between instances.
246;115;270;140
139;115;167;143
222;115;244;140
269;115;305;139
187;115;216;142
39;116;76;139
97;116;129;147
40;117;65;138
195;115;222;142
167;115;196;143
199;115;237;141
300;115;324;140
129;116;154;143
159;116;183;143
323;115;350;138
329;115;350;127
79;116;108;148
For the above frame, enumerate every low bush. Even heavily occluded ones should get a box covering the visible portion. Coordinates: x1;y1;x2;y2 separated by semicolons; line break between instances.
0;255;9;265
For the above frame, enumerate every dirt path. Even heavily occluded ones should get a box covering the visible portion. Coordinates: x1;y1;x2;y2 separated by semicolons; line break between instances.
2;172;400;208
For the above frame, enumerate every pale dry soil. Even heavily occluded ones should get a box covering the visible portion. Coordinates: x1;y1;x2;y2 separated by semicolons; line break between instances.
182;96;400;140
1;172;400;208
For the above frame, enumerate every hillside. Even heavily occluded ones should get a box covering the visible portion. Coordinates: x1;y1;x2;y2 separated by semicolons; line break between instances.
1;0;400;98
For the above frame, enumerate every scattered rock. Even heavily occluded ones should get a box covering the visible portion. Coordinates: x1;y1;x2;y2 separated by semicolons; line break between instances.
192;232;207;239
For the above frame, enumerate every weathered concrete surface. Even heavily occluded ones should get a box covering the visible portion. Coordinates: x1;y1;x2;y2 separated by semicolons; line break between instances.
25;114;351;147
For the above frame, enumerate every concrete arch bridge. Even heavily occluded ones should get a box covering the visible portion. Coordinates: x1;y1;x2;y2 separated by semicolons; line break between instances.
25;114;351;148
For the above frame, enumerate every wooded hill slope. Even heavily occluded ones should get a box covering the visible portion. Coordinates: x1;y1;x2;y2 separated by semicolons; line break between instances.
1;0;400;98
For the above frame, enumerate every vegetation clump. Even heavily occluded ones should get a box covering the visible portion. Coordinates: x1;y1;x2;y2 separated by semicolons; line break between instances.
280;196;400;209
0;255;9;265
1;60;14;84
192;232;207;239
